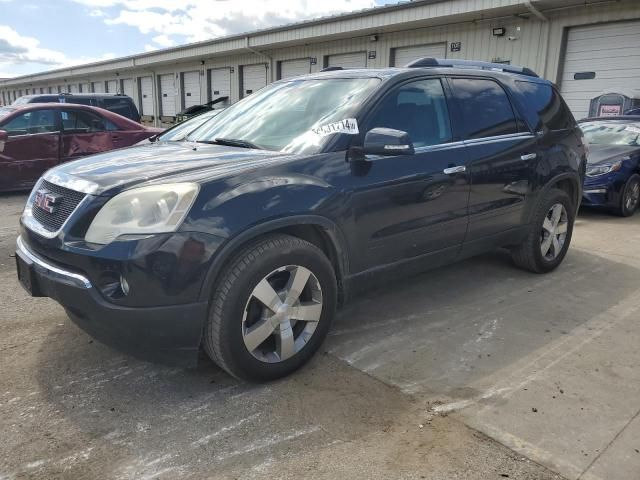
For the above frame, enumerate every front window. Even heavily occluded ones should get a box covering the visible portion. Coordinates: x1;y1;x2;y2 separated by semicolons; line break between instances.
188;78;380;154
1;109;58;136
580;121;640;146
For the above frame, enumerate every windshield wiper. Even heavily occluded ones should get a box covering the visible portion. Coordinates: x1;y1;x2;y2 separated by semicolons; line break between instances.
197;138;261;149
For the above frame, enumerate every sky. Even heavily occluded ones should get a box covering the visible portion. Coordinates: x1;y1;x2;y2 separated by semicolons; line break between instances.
0;0;400;79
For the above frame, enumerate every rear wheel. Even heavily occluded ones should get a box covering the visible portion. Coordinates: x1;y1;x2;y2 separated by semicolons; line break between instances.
203;234;337;381
512;188;574;273
615;174;640;217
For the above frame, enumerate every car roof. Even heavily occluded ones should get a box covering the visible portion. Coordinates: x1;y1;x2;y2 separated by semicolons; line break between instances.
279;65;552;85
21;93;127;98
3;102;145;129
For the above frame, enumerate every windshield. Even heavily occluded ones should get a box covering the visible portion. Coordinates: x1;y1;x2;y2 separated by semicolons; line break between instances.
188;78;380;154
581;121;640;146
12;97;30;105
158;110;222;142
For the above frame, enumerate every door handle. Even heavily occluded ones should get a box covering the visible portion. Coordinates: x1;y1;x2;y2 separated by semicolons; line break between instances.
521;153;537;161
443;165;466;175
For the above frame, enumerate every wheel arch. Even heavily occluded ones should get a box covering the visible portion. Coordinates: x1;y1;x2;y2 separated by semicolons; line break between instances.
547;172;582;213
198;215;350;305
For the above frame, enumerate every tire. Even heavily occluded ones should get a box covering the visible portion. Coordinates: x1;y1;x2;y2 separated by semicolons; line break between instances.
511;188;575;274
615;174;640;217
203;234;337;382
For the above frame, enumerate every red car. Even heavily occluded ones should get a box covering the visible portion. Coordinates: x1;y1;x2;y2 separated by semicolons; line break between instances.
0;103;161;192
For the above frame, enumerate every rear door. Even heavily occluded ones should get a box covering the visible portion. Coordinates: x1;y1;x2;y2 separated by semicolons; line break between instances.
0;108;61;190
60;108;115;162
449;77;538;241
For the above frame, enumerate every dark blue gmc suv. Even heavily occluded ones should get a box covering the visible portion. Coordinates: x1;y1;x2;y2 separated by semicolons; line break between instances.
15;59;587;381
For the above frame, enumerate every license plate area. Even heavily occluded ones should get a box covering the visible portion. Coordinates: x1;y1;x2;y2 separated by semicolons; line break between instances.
16;253;44;297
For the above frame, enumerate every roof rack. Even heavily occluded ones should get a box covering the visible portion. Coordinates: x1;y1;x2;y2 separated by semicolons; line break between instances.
320;66;344;72
405;58;539;78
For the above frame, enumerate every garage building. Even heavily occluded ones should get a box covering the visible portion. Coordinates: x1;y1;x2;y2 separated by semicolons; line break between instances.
1;0;639;126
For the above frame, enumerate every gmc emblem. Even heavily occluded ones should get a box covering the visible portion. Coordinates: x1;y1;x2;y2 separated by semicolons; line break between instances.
34;189;62;214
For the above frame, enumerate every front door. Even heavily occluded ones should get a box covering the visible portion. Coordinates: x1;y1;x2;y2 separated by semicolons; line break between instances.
449;77;538;241
346;78;470;273
0;108;60;191
61;108;114;162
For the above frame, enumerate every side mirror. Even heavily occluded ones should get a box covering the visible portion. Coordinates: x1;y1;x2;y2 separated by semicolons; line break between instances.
362;128;414;157
0;130;7;153
148;134;159;143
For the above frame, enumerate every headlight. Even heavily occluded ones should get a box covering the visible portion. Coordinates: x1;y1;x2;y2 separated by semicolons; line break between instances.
85;183;199;245
586;160;622;177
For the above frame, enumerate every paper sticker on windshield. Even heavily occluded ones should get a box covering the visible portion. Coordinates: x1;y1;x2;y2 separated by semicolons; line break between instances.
311;118;359;138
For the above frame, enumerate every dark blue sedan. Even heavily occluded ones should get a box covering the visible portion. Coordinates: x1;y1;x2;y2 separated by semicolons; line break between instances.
580;117;640;217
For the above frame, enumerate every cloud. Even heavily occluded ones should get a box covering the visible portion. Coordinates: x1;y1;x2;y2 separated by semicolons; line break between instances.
0;25;116;78
72;0;378;47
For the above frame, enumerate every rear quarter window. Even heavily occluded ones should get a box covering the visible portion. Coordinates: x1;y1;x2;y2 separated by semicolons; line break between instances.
515;81;575;132
100;98;135;120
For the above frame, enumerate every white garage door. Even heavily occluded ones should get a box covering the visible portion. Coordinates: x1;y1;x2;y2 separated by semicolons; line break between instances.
182;71;201;109
139;76;154;116
69;84;79;93
121;78;134;100
159;74;176;117
241;64;267;97
560;20;640;119
280;58;311;79
79;83;90;93
92;82;104;93
392;43;447;67
209;68;231;104
106;80;118;93
327;52;367;69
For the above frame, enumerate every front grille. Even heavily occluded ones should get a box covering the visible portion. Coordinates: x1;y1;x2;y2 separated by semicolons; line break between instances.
32;179;86;232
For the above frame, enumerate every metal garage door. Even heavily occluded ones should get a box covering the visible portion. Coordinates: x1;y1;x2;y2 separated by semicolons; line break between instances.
121;78;134;100
327;52;367;69
241;64;267;98
79;83;90;93
92;81;104;93
280;58;311;79
69;84;79;93
106;80;118;93
182;71;201;109
139;76;154;116
392;43;447;67
209;68;231;104
560;20;640;119
159;74;176;117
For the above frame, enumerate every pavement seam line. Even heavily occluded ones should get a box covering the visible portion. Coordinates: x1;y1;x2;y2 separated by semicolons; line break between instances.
576;405;640;480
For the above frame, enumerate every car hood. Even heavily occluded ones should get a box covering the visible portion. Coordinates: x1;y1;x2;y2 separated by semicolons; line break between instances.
587;144;640;164
47;142;294;195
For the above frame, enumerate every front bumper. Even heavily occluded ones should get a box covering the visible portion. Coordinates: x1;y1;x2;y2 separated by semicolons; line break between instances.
16;236;208;367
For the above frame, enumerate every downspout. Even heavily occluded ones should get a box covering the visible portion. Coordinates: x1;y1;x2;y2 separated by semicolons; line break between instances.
245;36;274;83
524;1;551;79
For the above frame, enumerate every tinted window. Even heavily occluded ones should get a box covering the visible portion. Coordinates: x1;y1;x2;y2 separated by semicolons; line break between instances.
101;98;135;119
451;78;518;139
61;110;118;133
367;79;452;148
1;109;58;136
516;81;574;131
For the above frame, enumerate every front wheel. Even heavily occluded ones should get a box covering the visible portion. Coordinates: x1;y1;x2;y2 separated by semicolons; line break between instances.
511;188;575;273
615;174;640;217
203;234;337;381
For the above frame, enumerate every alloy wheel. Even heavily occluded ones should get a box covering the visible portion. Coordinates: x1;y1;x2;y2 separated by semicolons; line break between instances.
242;265;323;363
540;203;568;261
625;181;640;212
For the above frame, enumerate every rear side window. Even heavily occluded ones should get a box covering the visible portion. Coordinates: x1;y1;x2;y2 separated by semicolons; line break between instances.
101;98;135;120
450;78;518;139
516;81;574;131
61;110;118;133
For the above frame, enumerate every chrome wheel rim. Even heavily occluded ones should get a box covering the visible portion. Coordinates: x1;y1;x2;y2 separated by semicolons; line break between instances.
242;265;323;363
540;203;568;261
626;181;640;212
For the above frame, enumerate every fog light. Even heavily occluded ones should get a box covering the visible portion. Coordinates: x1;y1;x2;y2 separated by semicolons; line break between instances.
120;275;130;296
